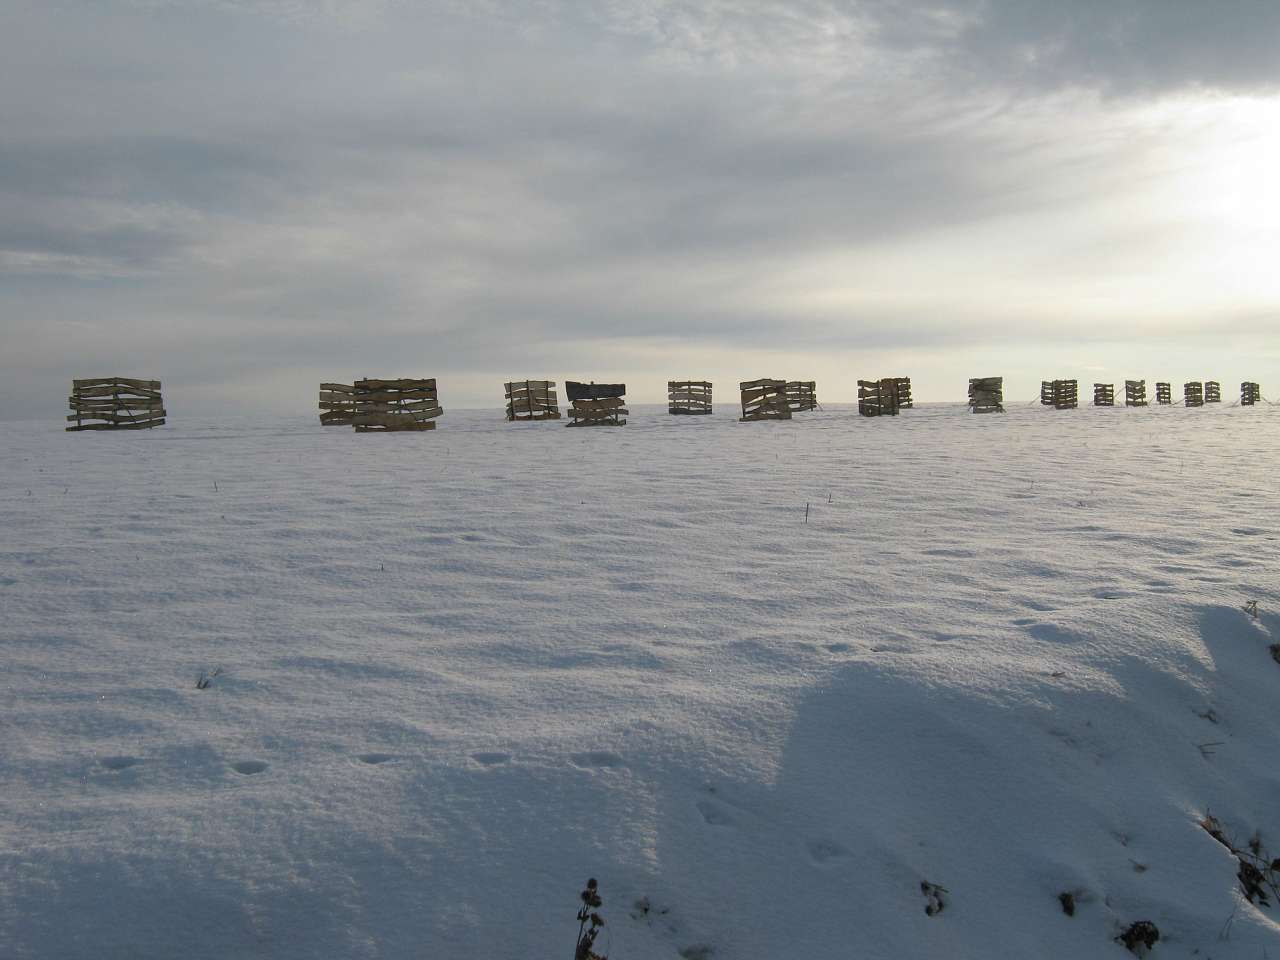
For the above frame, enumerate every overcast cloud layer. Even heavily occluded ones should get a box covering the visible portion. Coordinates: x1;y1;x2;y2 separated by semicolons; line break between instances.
2;0;1279;415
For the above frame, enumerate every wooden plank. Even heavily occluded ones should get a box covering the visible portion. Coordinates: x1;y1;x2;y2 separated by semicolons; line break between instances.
72;386;164;402
352;400;443;416
352;413;438;428
570;406;629;419
66;418;164;431
320;383;355;394
565;381;625;401
352;389;438;402
70;399;165;411
356;378;436;389
72;377;161;389
67;409;166;422
570;397;626;411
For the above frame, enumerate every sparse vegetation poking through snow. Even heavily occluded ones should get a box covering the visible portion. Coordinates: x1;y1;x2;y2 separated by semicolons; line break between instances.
574;878;606;960
1057;891;1076;917
921;880;948;916
1244;599;1259;619
195;668;222;690
1115;920;1159;954
1200;813;1280;907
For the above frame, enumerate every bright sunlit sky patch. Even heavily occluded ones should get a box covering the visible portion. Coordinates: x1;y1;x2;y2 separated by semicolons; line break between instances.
2;0;1278;415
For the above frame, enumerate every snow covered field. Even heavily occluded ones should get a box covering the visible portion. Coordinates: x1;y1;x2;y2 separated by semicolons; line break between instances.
2;401;1279;959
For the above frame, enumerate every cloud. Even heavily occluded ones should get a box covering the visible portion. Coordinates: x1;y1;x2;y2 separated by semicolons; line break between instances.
0;1;1277;417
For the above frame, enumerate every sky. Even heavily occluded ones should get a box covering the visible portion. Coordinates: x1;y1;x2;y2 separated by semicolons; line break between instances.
2;0;1279;417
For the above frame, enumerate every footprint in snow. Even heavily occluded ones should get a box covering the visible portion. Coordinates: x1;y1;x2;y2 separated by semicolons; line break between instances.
806;839;850;865
570;751;624;769
100;756;143;771
357;753;396;765
232;760;268;775
472;752;510;766
696;800;733;826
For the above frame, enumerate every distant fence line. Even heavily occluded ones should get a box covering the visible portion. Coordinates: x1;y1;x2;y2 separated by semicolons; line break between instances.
68;372;1269;433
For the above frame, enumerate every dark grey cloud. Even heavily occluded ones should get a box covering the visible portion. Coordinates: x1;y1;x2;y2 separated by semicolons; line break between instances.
876;0;1280;96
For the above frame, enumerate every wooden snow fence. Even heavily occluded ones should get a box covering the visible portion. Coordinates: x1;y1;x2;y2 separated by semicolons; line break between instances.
1040;379;1078;409
1184;382;1204;407
505;380;560;421
668;380;712;415
351;378;443;431
1093;383;1115;407
786;381;818;412
565;381;627;426
67;378;165;431
1241;382;1262;405
968;377;1004;413
318;383;356;425
739;379;791;421
1155;382;1172;405
893;377;913;409
1125;380;1147;407
858;379;899;417
1205;381;1222;403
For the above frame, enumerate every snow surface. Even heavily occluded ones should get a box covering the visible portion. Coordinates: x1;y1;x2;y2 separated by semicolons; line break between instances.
2;401;1279;959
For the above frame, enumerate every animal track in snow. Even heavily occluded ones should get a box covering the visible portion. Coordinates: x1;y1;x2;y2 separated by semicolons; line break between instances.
232;760;268;775
696;799;733;826
100;756;142;771
471;752;510;766
570;751;624;769
357;753;396;765
806;839;849;865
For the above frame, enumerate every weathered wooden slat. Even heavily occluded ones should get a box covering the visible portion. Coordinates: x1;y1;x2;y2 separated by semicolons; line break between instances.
504;380;554;391
351;401;443;416
320;383;355;394
569;406;629;418
72;377;161;389
71;385;164;401
67;408;167;422
66;418;165;431
565;381;625;401
70;399;165;411
352;413;439;427
569;397;625;411
505;391;558;405
351;389;438;402
355;378;436;390
509;411;562;420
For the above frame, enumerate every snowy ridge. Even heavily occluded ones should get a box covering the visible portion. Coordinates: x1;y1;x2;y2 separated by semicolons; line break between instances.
1;403;1278;958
